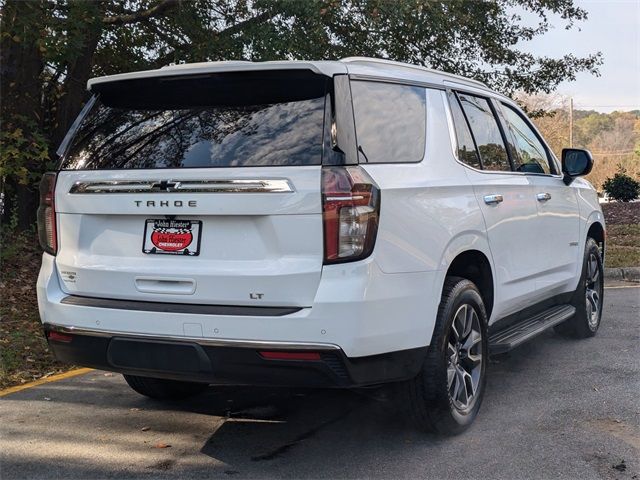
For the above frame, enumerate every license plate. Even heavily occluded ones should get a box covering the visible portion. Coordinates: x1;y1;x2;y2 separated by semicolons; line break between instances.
143;219;201;256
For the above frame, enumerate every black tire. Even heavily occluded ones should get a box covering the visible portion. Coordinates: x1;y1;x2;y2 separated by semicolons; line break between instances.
123;374;208;400
401;276;488;435
554;237;604;338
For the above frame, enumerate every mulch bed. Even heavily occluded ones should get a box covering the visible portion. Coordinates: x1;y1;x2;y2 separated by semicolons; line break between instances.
602;202;640;225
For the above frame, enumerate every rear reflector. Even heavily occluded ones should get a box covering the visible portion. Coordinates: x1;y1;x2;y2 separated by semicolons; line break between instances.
48;331;73;343
259;351;321;361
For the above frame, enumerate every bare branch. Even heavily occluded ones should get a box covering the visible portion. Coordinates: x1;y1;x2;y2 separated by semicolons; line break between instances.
102;0;179;26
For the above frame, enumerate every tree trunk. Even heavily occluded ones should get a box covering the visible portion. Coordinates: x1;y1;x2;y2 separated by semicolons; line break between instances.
0;0;46;229
0;1;45;121
50;2;106;153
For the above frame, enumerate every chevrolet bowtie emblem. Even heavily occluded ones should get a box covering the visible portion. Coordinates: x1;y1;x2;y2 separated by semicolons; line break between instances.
150;180;178;191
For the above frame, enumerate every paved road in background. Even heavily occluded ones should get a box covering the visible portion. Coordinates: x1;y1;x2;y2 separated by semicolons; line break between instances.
2;285;639;479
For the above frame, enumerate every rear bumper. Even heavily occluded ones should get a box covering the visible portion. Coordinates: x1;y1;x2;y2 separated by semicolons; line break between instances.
44;323;426;387
38;253;443;358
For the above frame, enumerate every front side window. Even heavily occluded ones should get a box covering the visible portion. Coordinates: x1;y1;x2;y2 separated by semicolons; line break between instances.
457;93;511;172
350;81;426;163
501;104;554;174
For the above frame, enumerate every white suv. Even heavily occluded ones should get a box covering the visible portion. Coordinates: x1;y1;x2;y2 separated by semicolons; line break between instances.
37;58;605;434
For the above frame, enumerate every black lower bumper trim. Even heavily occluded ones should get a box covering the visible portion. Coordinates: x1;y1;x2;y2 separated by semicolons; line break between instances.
60;295;302;317
44;327;427;388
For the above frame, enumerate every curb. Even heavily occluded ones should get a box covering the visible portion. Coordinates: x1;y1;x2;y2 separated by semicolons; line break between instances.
604;267;640;283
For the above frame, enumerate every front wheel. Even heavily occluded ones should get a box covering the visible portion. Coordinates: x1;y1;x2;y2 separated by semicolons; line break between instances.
401;277;488;435
123;374;208;400
554;237;604;338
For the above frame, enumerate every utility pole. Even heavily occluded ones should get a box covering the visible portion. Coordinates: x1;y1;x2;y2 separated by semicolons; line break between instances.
569;97;574;148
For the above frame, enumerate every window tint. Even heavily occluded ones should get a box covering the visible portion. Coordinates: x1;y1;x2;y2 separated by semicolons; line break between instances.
448;92;481;169
351;81;426;163
457;93;511;172
502;104;553;174
61;98;325;169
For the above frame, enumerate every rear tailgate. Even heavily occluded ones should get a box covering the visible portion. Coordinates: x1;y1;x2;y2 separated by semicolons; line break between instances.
54;167;322;307
53;69;330;308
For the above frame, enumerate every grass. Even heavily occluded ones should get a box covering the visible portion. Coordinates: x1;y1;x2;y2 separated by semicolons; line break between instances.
605;223;640;268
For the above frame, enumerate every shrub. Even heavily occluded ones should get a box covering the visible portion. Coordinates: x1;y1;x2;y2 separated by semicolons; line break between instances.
602;166;640;202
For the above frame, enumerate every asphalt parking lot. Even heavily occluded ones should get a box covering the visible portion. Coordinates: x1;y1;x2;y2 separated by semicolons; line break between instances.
1;284;638;480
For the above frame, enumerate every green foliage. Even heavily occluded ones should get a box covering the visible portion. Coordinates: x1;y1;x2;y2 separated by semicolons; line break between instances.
0;116;51;187
603;166;640;202
83;0;603;96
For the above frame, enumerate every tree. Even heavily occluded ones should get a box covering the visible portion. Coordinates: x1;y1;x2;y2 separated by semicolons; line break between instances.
603;166;640;203
524;94;640;190
0;0;603;228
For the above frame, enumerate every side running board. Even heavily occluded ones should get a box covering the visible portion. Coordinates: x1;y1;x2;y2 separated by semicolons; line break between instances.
489;305;576;355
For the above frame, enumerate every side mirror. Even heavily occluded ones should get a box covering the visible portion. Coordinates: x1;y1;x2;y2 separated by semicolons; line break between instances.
561;148;593;185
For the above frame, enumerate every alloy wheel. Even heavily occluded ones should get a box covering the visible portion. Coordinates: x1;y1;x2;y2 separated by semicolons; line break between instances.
585;252;602;328
447;304;483;411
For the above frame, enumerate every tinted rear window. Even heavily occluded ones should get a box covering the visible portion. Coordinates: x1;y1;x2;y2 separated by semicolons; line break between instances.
60;71;328;170
350;81;426;164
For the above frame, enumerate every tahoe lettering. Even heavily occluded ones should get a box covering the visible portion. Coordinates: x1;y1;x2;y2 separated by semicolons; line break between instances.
134;200;197;207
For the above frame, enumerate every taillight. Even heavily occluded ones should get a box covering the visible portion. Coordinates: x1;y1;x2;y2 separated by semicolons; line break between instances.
37;172;57;255
322;166;380;264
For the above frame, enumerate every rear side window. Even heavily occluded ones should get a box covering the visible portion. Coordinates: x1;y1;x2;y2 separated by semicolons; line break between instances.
448;92;481;169
457;93;511;172
501;104;554;174
60;71;328;170
350;81;426;163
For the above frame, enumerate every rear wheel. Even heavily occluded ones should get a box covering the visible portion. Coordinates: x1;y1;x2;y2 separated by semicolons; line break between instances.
402;277;488;435
123;374;208;400
554;237;604;338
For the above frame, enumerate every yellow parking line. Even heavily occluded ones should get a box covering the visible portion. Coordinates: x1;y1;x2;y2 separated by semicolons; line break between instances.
0;368;94;398
605;285;640;289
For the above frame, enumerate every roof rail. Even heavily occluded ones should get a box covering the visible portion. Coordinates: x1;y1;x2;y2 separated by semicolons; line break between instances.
340;57;487;88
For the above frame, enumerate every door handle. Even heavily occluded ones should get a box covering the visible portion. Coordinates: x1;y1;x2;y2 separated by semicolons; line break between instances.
536;192;552;202
483;194;504;205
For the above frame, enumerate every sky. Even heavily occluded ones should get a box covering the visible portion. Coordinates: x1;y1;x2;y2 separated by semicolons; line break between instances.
519;0;639;113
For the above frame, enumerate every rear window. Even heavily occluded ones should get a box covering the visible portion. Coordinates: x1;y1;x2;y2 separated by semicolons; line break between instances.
60;71;328;170
350;81;426;164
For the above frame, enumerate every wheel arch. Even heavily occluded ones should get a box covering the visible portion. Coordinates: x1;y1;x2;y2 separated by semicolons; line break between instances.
587;220;605;249
442;248;495;321
585;212;606;263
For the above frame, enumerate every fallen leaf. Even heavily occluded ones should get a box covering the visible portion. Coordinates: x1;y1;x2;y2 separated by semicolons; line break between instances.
612;460;626;472
154;443;171;449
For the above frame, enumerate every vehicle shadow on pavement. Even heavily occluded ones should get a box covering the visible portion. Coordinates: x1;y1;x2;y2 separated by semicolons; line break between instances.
197;386;405;463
